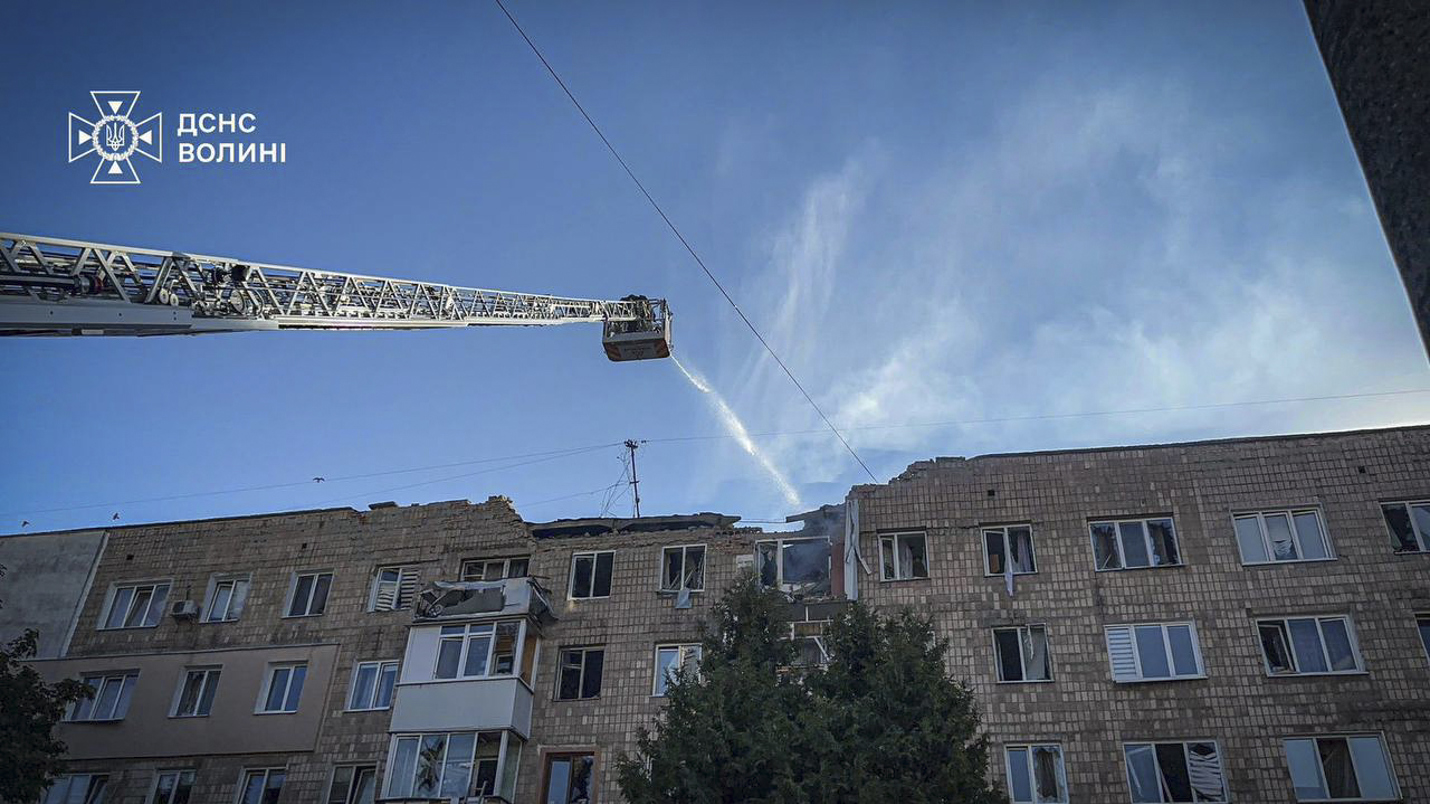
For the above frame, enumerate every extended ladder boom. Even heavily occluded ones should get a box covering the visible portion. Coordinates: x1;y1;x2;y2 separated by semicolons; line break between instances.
0;233;671;359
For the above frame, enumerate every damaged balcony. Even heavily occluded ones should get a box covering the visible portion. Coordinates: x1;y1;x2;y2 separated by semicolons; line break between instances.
389;578;555;738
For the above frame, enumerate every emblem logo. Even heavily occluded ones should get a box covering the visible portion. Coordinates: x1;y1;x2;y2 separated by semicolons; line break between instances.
68;91;162;185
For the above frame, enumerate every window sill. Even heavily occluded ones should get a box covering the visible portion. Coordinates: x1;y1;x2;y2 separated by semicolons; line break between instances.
345;706;393;713
167;713;210;719
1239;557;1338;567
1265;670;1369;679
982;572;1037;579
554;696;602;703
878;576;931;584
657;588;704;596
1392;548;1428;556
253;710;299;716
65;718;124;724
568;596;612;602
995;679;1055;685
1093;563;1185;573
280;613;326;619
95;625;159;631
1113;675;1207;684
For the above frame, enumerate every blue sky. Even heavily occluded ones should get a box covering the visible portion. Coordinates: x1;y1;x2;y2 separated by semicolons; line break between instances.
1;0;1426;535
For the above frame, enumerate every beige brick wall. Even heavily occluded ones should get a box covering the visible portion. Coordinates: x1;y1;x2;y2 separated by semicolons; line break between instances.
852;425;1430;800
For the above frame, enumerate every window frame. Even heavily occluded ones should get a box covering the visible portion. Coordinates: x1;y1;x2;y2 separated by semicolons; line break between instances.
99;580;172;630
368;564;421;612
1255;615;1365;676
982;524;1038;577
1417;613;1430;665
1380;499;1430;553
1003;742;1068;804
283;570;333;618
556;645;606;701
1282;733;1400;802
1122;739;1228;803
1105;622;1206;683
255;662;307;714
1232;508;1334;565
68;670;139;722
568;550;615;600
347;660;400;711
170;666;222;718
202;573;251;623
992;624;1053;683
652;643;703;697
384;730;521;800
541;752;597;804
42;773;110;804
430;620;528;681
235;767;286;804
148;769;196;804
326;764;377;804
1088;516;1183;571
459;555;531;582
754;536;832;592
878;530;930;581
659;544;707;593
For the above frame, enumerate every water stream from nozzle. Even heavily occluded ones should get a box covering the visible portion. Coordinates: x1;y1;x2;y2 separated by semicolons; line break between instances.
671;355;803;509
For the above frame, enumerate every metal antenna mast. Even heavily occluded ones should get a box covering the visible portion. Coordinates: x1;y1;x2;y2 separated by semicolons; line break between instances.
624;439;643;518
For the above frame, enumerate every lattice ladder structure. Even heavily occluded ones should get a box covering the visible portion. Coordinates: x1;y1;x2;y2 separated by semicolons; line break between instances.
0;233;671;360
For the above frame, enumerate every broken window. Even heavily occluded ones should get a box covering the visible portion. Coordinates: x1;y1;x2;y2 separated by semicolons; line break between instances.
1233;510;1331;564
754;537;831;596
543;753;595;804
153;770;196;804
984;526;1036;576
204;575;250;622
661;544;706;592
785;620;831;669
1125;741;1227;802
1005;744;1067;803
369;565;421;612
102;581;169;629
259;663;306;713
460;556;531;581
569;551;614;599
286;571;332;617
1284;735;1399;801
434;620;525;680
1257;616;1361;675
173;666;221;717
1090;517;1181;570
1380;500;1430;553
1106;623;1203;682
238;768;285;804
653;643;702;696
879;531;929;580
41;774;109;804
348;660;398;710
68;672;137;721
326;765;375;804
557;647;605;700
994;625;1052;682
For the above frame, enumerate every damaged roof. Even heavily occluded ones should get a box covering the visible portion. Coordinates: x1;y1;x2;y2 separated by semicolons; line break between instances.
526;512;741;539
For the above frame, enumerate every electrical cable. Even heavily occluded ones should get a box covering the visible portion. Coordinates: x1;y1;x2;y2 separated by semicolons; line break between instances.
491;0;878;483
5;387;1426;524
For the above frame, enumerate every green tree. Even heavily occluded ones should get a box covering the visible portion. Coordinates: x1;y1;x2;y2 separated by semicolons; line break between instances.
617;573;1005;804
0;628;91;802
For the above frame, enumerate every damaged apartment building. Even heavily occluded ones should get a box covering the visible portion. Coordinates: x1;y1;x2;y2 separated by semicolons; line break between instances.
6;423;1430;802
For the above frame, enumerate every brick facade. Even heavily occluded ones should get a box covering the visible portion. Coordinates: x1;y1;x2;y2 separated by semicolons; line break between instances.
22;424;1430;802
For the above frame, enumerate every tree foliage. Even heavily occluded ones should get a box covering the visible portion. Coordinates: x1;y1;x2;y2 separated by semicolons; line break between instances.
616;574;1004;804
0;627;91;802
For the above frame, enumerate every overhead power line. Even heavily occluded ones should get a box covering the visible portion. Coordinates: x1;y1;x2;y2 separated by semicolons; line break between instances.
5;387;1426;525
491;0;877;484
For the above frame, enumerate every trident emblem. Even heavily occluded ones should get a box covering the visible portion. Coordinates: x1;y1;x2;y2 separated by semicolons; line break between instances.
68;91;162;185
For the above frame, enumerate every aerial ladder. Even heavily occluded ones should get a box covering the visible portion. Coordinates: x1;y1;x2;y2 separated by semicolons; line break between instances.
0;232;672;361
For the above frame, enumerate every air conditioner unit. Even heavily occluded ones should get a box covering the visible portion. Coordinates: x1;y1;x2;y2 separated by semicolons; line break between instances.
170;600;200;620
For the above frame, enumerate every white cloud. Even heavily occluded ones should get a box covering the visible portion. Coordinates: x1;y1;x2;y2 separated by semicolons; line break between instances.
719;76;1428;499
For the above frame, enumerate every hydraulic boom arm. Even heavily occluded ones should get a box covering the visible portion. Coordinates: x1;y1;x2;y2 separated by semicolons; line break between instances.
0;233;671;360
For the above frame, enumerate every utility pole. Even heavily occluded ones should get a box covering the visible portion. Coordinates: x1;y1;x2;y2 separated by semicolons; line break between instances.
625;439;643;518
